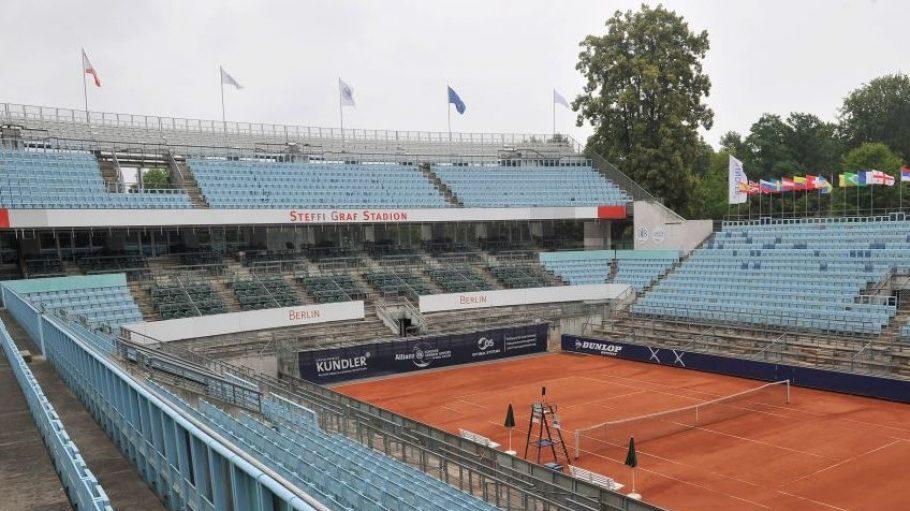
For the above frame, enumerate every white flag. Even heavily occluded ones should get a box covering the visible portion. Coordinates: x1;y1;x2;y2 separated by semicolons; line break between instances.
339;78;355;107
220;66;243;89
553;89;570;109
728;155;748;204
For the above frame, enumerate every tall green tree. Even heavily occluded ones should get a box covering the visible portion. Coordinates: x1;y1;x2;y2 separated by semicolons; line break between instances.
839;73;910;161
574;4;713;212
726;113;843;179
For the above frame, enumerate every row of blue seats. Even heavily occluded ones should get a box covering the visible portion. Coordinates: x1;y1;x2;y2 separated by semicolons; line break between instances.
541;251;677;291
154;382;495;511
190;159;451;209
432;165;630;207
0;149;193;209
637;219;910;335
25;286;144;329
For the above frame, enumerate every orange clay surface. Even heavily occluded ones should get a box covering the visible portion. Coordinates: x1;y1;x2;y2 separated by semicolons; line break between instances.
337;352;910;511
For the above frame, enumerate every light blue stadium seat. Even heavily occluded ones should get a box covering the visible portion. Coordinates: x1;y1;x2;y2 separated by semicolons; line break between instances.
540;249;678;291
0;149;193;209
25;285;143;330
189;159;451;209
432;164;631;207
632;219;908;335
151;384;497;511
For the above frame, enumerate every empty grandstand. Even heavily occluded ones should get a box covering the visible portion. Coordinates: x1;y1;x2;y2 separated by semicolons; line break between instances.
190;159;452;209
431;163;631;207
633;218;905;335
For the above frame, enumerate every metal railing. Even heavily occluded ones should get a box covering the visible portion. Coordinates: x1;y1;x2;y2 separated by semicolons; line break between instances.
0;319;113;511
2;102;568;148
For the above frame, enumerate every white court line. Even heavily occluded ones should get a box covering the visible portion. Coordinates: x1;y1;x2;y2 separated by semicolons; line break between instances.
574;375;711;405
451;374;583;400
574;441;772;509
784;439;904;485
774;491;849;511
576;360;910;438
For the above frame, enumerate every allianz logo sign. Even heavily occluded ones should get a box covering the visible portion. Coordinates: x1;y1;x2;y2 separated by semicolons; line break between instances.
575;340;623;355
315;352;370;373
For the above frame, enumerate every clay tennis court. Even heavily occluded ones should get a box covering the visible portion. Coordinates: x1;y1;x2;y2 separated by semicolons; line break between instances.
337;352;910;511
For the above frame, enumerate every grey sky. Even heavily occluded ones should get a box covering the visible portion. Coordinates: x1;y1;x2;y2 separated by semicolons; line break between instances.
1;0;905;147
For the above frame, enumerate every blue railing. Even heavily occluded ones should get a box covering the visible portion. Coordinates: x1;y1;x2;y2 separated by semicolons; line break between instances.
3;286;327;511
0;318;113;511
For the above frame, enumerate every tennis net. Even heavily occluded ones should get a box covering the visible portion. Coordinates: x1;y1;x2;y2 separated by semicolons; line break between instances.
574;380;790;459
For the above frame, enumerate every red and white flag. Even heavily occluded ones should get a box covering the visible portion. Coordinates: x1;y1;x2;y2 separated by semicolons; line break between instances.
82;48;101;87
871;170;895;186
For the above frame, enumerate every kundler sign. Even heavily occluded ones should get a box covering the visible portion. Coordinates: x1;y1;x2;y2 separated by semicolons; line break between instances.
298;323;549;383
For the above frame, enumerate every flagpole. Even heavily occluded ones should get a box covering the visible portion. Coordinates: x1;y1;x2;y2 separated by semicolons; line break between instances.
552;93;556;136
81;49;89;124
339;79;345;147
220;66;226;127
447;99;452;142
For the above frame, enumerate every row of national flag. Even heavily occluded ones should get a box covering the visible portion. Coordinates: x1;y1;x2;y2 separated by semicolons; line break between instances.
739;175;834;195
729;156;910;204
839;170;898;187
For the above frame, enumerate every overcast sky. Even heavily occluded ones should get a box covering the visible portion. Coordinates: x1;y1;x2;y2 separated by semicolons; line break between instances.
1;0;905;147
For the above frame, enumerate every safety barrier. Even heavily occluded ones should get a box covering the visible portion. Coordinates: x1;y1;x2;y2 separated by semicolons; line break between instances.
2;286;327;511
0;319;113;510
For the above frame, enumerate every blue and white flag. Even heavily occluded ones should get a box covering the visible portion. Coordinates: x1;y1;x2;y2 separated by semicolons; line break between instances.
339;78;355;107
448;86;466;114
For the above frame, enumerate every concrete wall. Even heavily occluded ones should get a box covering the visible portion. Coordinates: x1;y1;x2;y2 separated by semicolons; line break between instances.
583;220;611;249
633;201;713;254
225;353;279;378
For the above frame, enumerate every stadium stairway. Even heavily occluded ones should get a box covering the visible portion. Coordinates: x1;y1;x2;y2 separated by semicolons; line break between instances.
0;309;166;510
128;279;161;321
169;156;209;208
419;163;463;207
98;156;124;191
877;302;910;344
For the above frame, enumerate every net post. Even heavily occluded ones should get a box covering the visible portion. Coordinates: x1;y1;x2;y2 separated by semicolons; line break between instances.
786;380;791;404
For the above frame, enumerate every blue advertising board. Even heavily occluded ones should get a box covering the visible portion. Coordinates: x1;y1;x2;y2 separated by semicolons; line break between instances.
563;335;910;403
299;323;549;383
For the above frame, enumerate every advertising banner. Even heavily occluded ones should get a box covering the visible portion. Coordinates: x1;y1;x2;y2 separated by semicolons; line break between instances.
124;300;365;344
418;284;630;313
0;205;624;229
299;323;548;383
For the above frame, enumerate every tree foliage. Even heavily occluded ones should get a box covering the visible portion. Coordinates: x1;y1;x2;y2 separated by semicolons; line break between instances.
574;3;713;212
573;4;909;220
734;113;843;178
141;167;172;189
839;74;910;161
